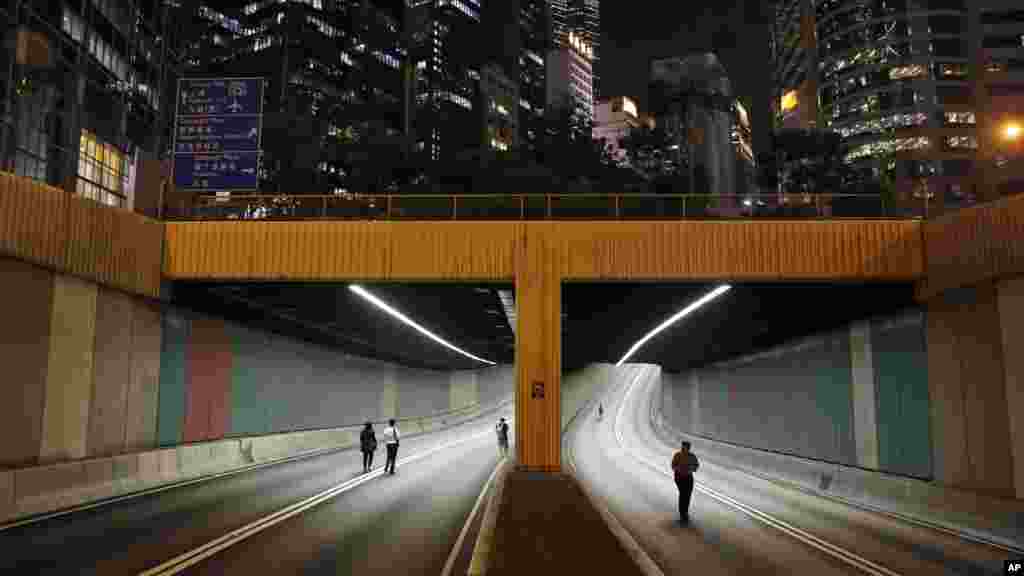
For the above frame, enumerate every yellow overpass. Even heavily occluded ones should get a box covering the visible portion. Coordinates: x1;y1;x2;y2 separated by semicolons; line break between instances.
3;172;1023;476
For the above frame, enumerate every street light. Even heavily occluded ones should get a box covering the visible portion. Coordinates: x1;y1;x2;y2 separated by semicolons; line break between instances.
1003;122;1022;142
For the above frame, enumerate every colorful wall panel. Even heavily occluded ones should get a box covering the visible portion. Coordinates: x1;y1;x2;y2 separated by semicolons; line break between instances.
0;257;53;468
871;312;931;478
87;288;134;458
157;311;189;446
124;302;161;452
183;317;231;442
39;276;97;463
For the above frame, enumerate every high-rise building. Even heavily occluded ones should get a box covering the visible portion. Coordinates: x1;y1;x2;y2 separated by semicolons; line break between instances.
546;31;595;127
593;96;652;167
1;0;183;210
549;0;600;99
407;0;484;163
181;0;407;193
478;64;519;151
772;0;1024;210
649;53;737;197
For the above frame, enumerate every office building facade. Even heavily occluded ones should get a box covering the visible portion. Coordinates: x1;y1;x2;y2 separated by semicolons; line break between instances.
1;0;183;209
772;0;1024;209
478;63;519;151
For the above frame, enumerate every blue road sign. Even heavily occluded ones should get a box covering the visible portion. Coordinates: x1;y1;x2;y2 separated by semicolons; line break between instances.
175;116;261;153
174;77;264;191
177;78;263;116
173;151;260;190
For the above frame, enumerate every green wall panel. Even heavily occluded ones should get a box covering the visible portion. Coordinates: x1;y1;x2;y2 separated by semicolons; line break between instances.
228;324;269;436
157;312;189;446
873;313;932;478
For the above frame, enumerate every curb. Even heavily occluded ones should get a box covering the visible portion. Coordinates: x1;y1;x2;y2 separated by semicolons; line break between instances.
467;456;512;576
565;443;665;576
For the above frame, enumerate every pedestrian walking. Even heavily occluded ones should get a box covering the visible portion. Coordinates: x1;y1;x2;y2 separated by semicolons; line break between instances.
360;422;377;473
496;417;510;457
597;403;604;421
671;440;700;524
382;418;400;475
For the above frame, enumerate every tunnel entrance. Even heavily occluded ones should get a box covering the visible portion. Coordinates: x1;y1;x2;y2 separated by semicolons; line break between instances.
560;281;929;479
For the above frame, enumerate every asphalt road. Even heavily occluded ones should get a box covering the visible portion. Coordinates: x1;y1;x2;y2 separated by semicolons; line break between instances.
1;409;511;576
567;364;1011;576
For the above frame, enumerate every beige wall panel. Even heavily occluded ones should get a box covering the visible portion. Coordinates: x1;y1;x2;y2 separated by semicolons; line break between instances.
927;299;968;487
40;276;98;463
921;194;1024;299
0;258;54;468
125;302;162;452
87;288;134;458
997;276;1024;498
958;286;1015;497
515;224;561;471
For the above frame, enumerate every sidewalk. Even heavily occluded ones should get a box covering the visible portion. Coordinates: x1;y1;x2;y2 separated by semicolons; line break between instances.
486;470;646;575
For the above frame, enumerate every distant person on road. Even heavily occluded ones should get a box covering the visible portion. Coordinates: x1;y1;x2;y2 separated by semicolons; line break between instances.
382;419;400;475
671;440;700;524
360;422;377;473
496;417;510;457
597;404;604;420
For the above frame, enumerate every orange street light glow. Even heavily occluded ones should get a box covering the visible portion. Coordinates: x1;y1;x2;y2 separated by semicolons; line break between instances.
1005;123;1022;141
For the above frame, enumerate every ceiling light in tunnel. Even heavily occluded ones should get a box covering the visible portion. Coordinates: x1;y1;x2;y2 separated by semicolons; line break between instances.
615;284;732;367
348;284;497;365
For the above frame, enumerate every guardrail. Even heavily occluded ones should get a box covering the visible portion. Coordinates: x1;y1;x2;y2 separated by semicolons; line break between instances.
165;193;931;221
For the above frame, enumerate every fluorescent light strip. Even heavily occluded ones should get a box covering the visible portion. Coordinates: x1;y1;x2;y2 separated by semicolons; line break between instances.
349;285;497;365
615;284;732;366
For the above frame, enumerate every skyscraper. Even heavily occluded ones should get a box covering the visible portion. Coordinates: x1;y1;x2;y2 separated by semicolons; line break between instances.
181;0;407;193
549;0;600;99
546;31;595;126
772;0;1024;210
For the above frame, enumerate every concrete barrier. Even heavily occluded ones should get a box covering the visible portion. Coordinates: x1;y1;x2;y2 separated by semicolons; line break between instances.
651;411;1024;546
0;396;513;525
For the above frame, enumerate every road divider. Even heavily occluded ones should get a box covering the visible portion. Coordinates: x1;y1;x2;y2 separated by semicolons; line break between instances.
443;456;508;576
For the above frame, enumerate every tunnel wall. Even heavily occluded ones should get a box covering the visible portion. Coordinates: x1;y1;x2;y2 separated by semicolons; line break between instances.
660;308;931;478
0;256;514;471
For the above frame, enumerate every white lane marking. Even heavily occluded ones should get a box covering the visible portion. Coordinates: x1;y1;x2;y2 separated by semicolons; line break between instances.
0;399;514;533
612;366;902;576
139;426;503;576
440;455;506;576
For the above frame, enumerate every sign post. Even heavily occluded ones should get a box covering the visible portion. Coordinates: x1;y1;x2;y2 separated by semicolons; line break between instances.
172;77;264;206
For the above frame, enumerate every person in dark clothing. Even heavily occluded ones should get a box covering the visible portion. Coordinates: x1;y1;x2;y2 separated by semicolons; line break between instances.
496;417;510;456
382;418;400;475
360;422;377;473
671;440;700;524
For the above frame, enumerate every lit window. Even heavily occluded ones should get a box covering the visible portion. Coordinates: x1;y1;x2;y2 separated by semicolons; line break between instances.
889;64;926;80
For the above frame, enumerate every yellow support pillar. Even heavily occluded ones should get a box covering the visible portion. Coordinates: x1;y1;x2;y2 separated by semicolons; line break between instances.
514;224;562;471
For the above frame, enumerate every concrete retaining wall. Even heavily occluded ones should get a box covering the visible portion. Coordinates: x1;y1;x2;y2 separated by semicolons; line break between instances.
561;364;617;432
651;408;1024;546
661;308;931;479
0;395;513;524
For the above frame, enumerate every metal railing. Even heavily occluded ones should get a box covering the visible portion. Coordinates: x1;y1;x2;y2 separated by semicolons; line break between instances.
165;193;929;221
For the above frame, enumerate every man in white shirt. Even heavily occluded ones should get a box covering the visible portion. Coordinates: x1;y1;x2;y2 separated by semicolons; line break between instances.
382;419;400;475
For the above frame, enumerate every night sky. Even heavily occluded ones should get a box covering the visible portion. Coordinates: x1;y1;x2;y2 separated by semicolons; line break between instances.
600;0;772;155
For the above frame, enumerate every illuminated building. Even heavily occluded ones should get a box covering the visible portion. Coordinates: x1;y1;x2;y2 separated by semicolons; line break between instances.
0;0;183;209
593;96;652;167
181;0;407;193
479;64;519;151
732;100;756;195
772;0;1024;208
549;0;601;99
546;31;595;126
